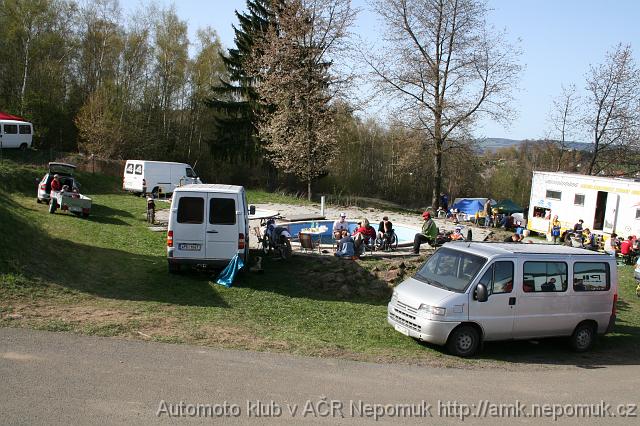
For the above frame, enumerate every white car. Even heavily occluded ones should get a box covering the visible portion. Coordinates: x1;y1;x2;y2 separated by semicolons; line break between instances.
36;162;78;204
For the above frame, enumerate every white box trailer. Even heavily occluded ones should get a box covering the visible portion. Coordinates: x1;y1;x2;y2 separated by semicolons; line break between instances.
528;171;640;238
123;160;202;196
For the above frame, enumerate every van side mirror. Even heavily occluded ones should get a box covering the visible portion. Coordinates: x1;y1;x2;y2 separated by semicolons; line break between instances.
475;283;489;302
249;205;256;215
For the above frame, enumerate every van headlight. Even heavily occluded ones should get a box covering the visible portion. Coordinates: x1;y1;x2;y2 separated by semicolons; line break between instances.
418;304;446;317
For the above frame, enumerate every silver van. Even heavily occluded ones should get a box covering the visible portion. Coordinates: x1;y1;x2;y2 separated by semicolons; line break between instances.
388;243;617;357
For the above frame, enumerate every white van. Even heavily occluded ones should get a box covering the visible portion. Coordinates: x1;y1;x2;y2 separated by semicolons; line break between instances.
0;119;33;150
123;160;201;196
167;184;254;273
388;243;617;356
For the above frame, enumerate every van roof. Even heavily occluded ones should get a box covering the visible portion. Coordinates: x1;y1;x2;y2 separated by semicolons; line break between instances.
125;160;191;166
444;242;611;258
175;184;244;194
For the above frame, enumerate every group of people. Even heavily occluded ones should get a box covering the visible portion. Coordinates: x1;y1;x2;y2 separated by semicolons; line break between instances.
332;213;395;258
605;233;639;260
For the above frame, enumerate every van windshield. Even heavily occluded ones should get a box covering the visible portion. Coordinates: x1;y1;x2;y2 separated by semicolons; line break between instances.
414;247;486;292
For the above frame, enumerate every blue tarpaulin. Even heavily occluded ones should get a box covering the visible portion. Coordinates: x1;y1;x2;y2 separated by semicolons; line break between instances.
215;254;244;287
451;198;491;215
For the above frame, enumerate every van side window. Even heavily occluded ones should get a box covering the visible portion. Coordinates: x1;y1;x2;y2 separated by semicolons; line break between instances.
19;125;31;134
134;164;143;175
185;168;196;178
523;262;567;293
478;261;514;295
4;124;17;134
573;262;610;291
125;164;134;174
177;197;204;224
209;198;236;225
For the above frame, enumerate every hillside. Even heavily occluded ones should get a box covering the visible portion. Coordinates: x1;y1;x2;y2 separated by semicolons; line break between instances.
478;138;593;153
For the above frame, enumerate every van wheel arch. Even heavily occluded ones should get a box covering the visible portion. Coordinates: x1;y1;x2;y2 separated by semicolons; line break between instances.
570;320;598;352
446;322;483;357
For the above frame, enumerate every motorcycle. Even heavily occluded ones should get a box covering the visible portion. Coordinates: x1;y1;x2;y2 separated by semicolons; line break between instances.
259;219;293;259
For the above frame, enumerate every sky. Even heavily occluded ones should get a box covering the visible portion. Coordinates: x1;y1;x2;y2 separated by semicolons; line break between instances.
122;0;640;141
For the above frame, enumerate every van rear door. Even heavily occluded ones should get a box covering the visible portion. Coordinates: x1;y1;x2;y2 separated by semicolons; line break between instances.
206;194;239;261
172;193;207;260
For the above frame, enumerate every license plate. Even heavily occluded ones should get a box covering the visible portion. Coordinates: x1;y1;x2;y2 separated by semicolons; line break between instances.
394;324;409;336
179;243;201;251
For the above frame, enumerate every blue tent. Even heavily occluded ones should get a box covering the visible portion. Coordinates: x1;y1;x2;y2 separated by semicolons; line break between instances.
451;198;492;215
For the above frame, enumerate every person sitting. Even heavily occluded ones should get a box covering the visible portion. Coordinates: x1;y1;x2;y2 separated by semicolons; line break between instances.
451;208;460;224
604;233;619;256
353;218;376;254
573;219;584;233
335;231;355;258
450;226;465;241
413;211;437;254
620;236;634;263
377;216;392;240
332;212;349;245
379;219;395;249
582;228;597;250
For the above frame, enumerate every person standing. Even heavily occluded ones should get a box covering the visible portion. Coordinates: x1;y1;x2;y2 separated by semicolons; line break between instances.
550;215;561;244
413;211;437;254
50;174;62;193
484;199;492;227
440;193;449;212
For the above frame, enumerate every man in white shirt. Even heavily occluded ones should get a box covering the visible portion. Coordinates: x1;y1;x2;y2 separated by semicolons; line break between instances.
333;212;349;240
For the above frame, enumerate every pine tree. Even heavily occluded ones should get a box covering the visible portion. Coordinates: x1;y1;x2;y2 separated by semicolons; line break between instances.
205;0;276;164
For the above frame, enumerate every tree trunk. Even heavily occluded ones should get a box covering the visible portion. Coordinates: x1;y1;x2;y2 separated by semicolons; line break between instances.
307;179;312;201
431;139;443;209
20;32;32;115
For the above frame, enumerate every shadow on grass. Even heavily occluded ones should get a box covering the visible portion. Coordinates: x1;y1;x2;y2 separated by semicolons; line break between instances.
0;193;227;308
408;322;640;367
234;250;392;306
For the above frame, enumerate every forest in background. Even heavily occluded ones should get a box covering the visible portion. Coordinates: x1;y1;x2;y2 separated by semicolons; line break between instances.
0;0;637;209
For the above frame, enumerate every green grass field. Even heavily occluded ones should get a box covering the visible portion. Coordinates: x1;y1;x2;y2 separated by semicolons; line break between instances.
1;158;639;368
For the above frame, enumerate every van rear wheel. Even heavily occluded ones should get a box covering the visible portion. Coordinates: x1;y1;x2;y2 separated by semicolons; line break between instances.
570;323;595;352
447;325;480;357
19;143;28;151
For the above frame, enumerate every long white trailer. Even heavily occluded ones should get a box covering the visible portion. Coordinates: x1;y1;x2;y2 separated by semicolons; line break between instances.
528;171;640;238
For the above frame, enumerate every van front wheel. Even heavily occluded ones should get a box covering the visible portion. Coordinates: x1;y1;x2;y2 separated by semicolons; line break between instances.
570;323;595;352
447;325;480;357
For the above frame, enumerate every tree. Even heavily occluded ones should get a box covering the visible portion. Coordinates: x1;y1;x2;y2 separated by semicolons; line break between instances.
250;0;354;200
584;44;640;175
367;0;521;208
547;84;580;171
206;0;276;164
